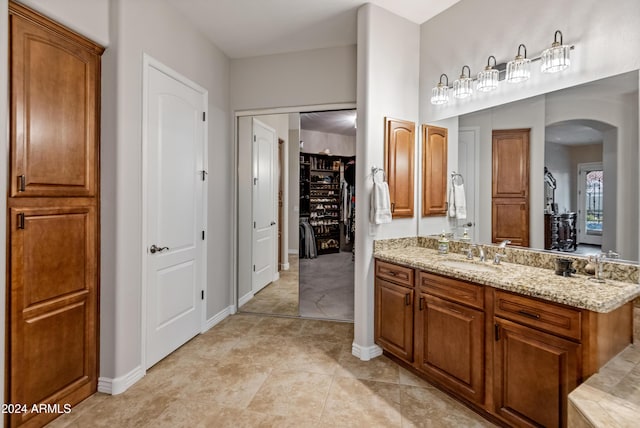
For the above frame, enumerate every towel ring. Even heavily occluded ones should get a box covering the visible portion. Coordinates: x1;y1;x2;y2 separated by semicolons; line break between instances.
451;172;464;186
371;166;386;183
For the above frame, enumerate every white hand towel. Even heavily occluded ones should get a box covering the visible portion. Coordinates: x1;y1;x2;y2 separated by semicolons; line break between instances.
448;185;456;217
454;183;467;220
370;175;392;224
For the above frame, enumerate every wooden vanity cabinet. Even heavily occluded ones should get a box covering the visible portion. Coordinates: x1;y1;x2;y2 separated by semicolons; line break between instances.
374;261;414;361
493;317;580;428
374;259;632;428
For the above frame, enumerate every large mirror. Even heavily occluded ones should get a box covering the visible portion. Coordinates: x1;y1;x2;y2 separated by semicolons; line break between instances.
419;70;639;263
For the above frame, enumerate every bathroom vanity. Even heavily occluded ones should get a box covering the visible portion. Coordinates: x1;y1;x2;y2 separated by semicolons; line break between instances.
373;238;639;428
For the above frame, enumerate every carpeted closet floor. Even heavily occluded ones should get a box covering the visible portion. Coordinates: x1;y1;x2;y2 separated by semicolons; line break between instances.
241;252;355;321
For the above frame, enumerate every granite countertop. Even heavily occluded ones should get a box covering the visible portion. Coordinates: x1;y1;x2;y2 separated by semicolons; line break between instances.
374;246;640;313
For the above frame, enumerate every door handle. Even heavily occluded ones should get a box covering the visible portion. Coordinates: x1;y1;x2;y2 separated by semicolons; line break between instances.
149;244;169;254
270;221;276;226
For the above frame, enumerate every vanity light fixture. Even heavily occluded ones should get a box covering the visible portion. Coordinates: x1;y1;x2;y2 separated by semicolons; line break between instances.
430;73;450;105
541;30;570;73
453;65;473;99
476;56;499;92
506;44;531;83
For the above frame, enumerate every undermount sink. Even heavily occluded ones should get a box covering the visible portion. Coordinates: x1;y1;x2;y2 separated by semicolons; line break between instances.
438;259;497;273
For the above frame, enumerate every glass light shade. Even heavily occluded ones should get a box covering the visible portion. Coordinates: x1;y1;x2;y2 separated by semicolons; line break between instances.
506;57;531;83
477;68;499;92
541;44;570;73
453;76;473;99
430;84;449;105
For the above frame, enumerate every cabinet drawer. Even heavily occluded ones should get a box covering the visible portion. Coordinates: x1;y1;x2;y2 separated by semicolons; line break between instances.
494;291;581;341
419;271;484;309
376;260;414;287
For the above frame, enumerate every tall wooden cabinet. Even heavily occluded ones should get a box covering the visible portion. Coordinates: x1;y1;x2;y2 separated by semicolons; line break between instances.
492;129;530;247
422;125;448;216
7;3;104;427
384;117;415;218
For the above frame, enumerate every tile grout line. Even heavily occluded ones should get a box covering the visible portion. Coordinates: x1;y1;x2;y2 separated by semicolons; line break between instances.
318;374;336;423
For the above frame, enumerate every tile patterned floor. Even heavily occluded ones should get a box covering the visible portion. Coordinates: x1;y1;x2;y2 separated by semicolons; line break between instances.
46;314;495;427
241;257;300;316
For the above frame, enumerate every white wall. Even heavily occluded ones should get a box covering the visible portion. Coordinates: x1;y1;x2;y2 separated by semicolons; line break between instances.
300;129;356;156
544;143;573;213
230;45;357;112
18;0;109;45
420;0;640;123
103;0;231;387
354;4;420;356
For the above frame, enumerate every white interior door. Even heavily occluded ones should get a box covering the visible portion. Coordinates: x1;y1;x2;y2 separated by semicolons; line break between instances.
145;58;206;369
458;128;479;238
252;118;278;294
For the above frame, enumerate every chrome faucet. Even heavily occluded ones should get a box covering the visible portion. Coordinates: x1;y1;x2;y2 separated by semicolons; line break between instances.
478;245;486;262
493;240;511;265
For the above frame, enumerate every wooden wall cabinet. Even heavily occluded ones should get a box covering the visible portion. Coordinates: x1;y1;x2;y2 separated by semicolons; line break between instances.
384;117;415;218
492;129;530;246
8;3;103;427
422;125;448;216
374;259;632;428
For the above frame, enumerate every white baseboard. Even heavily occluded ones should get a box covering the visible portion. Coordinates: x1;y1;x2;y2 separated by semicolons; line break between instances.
273;272;280;281
98;365;145;395
280;262;290;270
288;249;298;254
351;342;383;361
238;291;254;307
202;305;234;333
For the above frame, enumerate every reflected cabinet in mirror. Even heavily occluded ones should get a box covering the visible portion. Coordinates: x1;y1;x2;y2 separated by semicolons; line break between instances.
422;125;448;217
419;70;639;263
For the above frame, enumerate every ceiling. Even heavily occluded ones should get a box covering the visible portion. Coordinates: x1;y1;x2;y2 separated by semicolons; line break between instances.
166;0;461;58
545;122;604;146
301;110;357;136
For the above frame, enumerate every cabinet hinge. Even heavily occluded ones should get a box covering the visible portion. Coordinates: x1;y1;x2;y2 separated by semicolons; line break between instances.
254;135;256;142
201;290;204;300
202;112;206;121
494;324;500;341
17;213;25;230
253;177;258;185
201;170;208;181
253;265;256;272
18;175;25;192
202;230;205;240
253;221;256;228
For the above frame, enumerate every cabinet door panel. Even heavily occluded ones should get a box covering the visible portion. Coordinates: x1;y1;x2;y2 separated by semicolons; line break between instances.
422;125;448;216
492;129;529;198
494;318;580;428
11;11;100;197
415;293;484;403
10;205;97;426
492;198;529;247
385;117;415;218
375;278;414;362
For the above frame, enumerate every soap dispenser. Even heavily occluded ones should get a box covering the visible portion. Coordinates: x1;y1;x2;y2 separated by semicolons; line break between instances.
460;228;471;243
438;231;449;255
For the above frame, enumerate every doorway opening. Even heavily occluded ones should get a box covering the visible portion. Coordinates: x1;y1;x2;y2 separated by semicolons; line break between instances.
544;119;616;256
236;107;356;322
